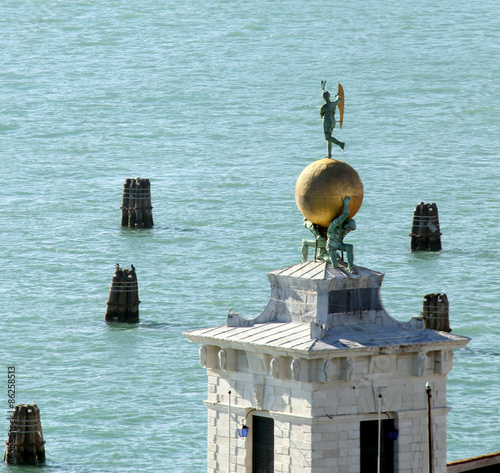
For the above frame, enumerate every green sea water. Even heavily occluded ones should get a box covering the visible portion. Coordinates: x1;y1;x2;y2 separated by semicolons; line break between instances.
1;0;499;471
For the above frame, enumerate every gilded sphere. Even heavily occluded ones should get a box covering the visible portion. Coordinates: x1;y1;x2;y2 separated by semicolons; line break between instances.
295;158;363;227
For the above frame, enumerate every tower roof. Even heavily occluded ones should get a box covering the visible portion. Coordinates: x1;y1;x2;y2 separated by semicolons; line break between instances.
185;319;469;357
185;261;470;357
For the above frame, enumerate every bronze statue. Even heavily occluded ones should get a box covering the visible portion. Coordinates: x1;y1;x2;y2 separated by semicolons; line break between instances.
301;197;356;271
301;218;328;263
325;196;356;270
320;87;345;157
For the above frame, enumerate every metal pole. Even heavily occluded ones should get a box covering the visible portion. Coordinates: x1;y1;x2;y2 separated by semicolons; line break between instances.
228;390;231;473
377;393;382;473
426;383;433;473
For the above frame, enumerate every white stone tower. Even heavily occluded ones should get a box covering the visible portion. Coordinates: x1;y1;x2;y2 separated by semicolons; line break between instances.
185;260;469;473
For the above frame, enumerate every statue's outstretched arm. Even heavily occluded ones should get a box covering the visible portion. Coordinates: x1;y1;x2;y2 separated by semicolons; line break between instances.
340;196;351;219
328;198;351;232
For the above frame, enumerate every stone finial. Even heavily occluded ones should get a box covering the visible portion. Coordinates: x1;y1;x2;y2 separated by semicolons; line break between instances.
226;309;255;327
310;321;325;339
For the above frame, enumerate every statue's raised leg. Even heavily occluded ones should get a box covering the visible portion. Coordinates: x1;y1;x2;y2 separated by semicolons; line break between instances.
325;132;345;153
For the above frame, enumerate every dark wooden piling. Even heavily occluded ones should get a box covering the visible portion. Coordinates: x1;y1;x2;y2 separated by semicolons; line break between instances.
4;403;45;465
127;266;140;322
410;202;442;251
128;179;138;228
141;178;154;227
427;203;441;251
419;203;430;251
410;203;421;251
105;264;140;323
116;266;128;322
120;178;154;228
422;293;450;332
121;178;132;226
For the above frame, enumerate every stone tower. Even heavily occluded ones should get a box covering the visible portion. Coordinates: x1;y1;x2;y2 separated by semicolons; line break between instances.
185;260;470;473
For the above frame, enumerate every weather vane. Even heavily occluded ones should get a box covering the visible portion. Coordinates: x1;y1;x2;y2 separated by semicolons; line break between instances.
320;81;345;157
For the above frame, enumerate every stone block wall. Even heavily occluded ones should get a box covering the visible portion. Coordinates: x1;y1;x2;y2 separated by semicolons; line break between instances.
201;345;453;472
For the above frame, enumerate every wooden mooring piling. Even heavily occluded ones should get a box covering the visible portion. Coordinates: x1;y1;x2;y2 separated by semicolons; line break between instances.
4;403;45;465
410;202;442;251
121;178;154;228
422;293;451;332
105;264;140;323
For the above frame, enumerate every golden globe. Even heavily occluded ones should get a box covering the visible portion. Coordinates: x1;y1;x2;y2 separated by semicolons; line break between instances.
295;158;363;228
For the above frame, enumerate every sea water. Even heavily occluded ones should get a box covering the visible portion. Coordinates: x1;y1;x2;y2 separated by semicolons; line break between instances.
0;0;499;471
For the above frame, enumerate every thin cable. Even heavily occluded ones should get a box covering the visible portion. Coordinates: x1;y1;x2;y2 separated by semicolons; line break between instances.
377;394;382;473
228;390;231;473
